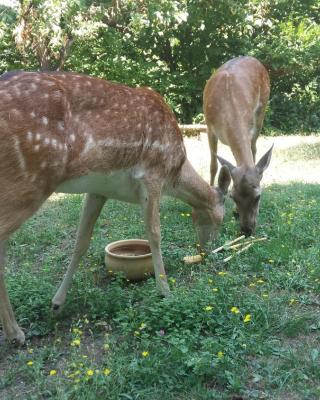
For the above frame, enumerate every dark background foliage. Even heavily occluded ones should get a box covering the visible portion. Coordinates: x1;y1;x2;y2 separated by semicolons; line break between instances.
0;0;319;132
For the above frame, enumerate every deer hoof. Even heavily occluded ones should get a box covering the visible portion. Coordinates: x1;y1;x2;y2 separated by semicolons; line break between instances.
51;302;64;315
8;329;25;346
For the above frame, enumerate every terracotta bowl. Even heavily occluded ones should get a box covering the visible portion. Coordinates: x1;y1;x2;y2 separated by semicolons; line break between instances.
105;239;154;281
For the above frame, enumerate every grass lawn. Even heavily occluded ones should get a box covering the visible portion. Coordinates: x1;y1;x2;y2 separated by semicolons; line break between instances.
0;136;320;399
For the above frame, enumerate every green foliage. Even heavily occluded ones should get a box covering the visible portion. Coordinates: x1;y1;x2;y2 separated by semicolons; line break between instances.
0;0;319;132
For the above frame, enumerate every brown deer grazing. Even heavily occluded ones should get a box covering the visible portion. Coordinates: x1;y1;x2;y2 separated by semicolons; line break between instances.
203;56;273;236
0;71;231;345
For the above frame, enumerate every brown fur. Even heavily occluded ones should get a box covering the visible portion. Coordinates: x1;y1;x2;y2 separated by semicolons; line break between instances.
203;56;272;235
0;71;231;344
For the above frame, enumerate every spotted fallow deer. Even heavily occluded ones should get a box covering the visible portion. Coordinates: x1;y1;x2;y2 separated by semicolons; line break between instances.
0;71;231;344
203;56;273;236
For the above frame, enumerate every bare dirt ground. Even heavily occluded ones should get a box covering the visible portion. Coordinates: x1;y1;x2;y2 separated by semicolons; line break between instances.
184;133;320;185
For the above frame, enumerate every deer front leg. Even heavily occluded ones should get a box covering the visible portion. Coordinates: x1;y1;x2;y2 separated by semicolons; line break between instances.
208;130;218;186
0;241;25;345
52;193;106;312
140;181;170;297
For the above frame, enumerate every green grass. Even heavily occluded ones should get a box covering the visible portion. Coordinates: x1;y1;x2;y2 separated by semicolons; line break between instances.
1;183;320;399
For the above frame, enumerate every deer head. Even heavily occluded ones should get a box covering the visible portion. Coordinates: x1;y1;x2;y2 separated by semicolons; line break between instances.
217;145;273;236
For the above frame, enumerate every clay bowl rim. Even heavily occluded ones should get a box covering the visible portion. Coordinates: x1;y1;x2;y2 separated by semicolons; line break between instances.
105;239;152;260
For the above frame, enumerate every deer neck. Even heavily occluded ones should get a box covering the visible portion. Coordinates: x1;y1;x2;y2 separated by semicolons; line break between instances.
230;138;255;168
166;159;212;209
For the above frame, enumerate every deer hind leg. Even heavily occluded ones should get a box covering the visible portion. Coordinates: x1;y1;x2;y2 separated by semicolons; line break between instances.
0;241;25;345
52;193;106;312
140;179;170;297
207;129;218;186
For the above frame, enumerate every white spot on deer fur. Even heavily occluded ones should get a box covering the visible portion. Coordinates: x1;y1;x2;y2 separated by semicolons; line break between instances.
30;174;37;183
70;134;76;142
59;143;64;150
132;166;145;179
42;116;48;125
81;134;96;155
51;139;58;148
34;144;40;152
13;137;27;175
27;131;33;141
57;121;64;131
30;83;37;91
35;133;41;141
44;138;50;145
43;93;49;99
30;111;36;118
137;123;142;129
40;161;47;169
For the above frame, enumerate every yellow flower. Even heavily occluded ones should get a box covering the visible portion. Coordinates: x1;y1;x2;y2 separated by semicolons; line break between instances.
27;361;33;366
208;279;213;284
72;328;83;335
230;306;240;314
217;351;224;358
181;213;185;217
103;343;110;350
256;279;264;284
243;314;251;323
289;298;297;305
249;282;256;287
268;259;274;263
86;369;94;376
218;271;227;276
71;339;81;347
159;274;165;279
27;348;33;354
142;351;149;357
186;213;191;217
262;293;269;298
204;305;213;312
134;331;140;336
49;370;57;376
212;288;219;292
169;277;176;284
103;368;111;376
139;322;147;330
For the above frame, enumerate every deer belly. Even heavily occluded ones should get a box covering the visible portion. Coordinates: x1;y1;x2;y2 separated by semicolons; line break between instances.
55;170;141;203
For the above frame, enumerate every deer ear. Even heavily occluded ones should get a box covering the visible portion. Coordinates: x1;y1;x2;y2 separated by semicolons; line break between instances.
217;155;236;173
218;165;231;195
256;144;274;175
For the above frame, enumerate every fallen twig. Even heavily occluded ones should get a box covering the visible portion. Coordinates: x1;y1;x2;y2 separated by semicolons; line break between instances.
183;254;203;264
228;236;267;250
223;242;254;263
211;235;245;254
